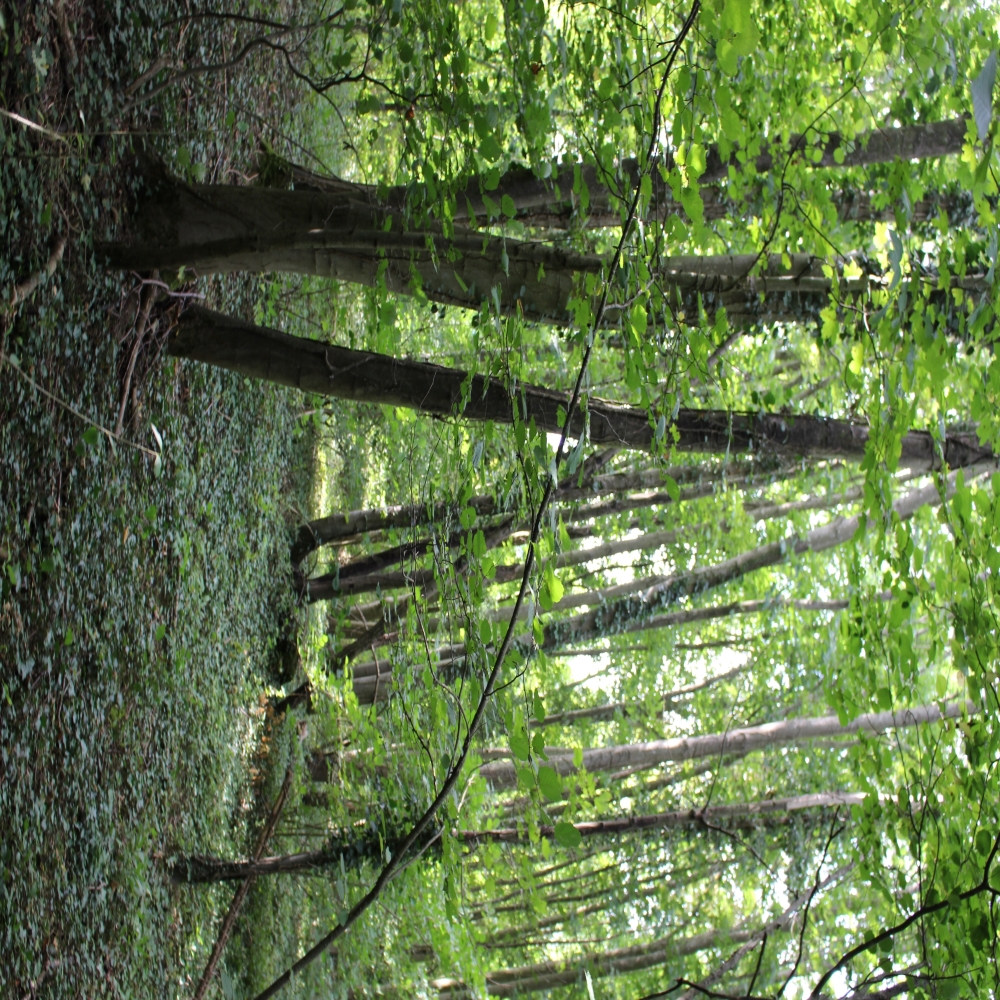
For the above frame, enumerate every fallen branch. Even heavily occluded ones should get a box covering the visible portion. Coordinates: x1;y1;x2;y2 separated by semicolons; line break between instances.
8;234;67;310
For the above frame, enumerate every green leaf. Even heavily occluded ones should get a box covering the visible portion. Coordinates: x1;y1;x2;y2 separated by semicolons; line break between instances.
630;304;648;336
663;475;680;503
537;765;563;801
484;11;498;40
717;38;738;75
500;193;517;217
472;529;487;558
553;821;582;848
517;765;535;790
531;731;547;759
82;426;99;447
479;135;503;162
976;830;994;856
533;692;546;723
511;729;530;760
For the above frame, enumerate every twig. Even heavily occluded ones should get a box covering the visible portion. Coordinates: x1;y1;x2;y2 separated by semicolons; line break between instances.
116;277;158;435
0;108;70;144
191;765;294;1000
8;234;67;310
51;0;78;68
124;54;174;96
0;352;157;457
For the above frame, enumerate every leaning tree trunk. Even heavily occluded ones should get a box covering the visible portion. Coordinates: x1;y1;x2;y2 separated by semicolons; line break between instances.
169;307;992;472
478;702;969;790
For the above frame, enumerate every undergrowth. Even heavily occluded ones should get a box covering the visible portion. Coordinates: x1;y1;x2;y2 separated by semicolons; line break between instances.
0;0;321;996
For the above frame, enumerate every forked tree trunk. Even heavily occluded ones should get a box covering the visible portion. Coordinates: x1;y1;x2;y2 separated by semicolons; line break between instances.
104;136;982;327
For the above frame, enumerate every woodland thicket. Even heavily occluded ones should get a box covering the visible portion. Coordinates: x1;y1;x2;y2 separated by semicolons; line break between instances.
3;0;1000;999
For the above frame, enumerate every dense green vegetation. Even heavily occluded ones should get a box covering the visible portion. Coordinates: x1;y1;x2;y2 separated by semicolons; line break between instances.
2;0;1000;998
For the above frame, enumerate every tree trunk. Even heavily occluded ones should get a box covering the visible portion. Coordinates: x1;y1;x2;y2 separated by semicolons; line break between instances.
281;118;969;229
169;307;992;477
105;169;982;326
478;702;969;789
337;472;958;697
172;791;856;884
480;861;731;944
532;662;751;728
437;865;849;996
534;468;980;650
313;479;864;602
299;457;790;561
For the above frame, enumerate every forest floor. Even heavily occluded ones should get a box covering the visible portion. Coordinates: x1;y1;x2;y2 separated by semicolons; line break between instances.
0;1;331;996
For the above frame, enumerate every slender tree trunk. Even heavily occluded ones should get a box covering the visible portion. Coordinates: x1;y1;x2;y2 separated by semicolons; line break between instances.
478;702;970;789
479;862;731;943
464;792;866;844
301;456;790;561
308;476;758;601
172;792;858;884
532;662;750;727
436;865;850;996
341;481;860;606
169;307;992;478
535;469;983;650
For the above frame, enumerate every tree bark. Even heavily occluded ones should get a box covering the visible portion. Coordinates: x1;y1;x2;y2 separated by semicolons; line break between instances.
170;307;992;480
172;791;856;885
315;480;864;602
338;472;961;698
299;457;790;562
478;701;970;789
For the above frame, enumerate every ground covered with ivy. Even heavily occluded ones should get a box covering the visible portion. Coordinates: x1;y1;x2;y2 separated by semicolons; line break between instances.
0;1;319;995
